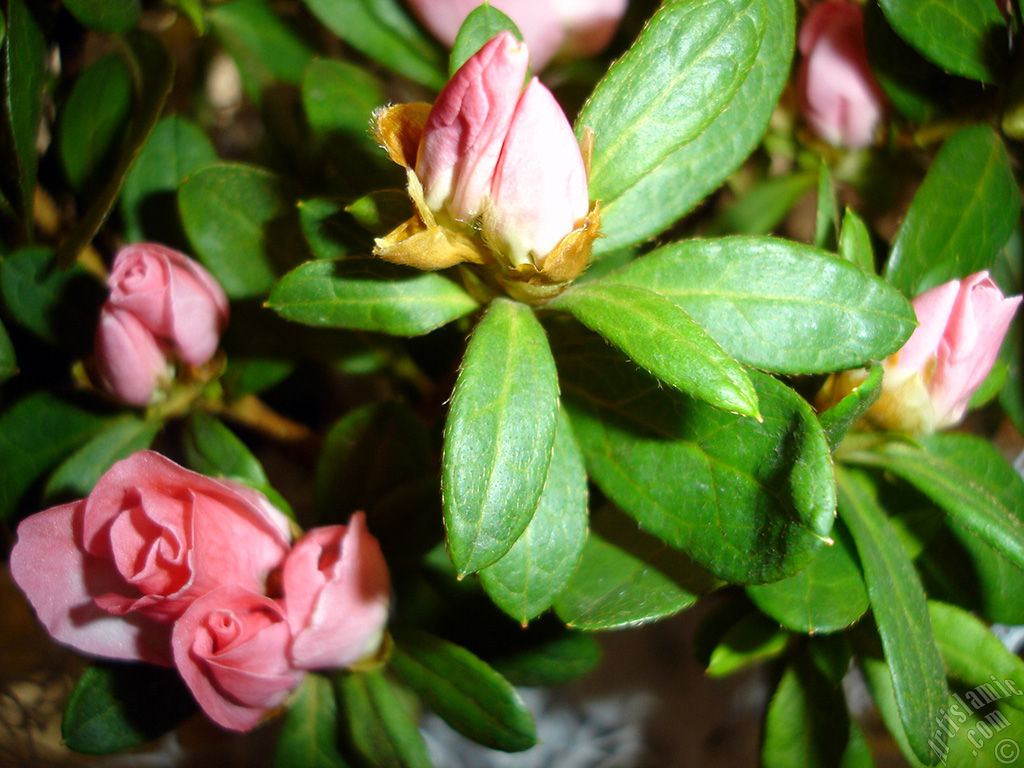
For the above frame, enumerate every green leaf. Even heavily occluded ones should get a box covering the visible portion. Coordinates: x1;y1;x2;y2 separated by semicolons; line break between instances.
555;325;835;584
120;115;218;244
549;282;759;418
479;408;588;623
301;0;447;90
553;504;719;630
747;519;870;634
839;207;876;274
580;0;765;208
762;659;856;768
589;0;793;254
181;410;292;515
44;417;162;502
301;59;389;167
62;0;141;31
706;612;787;677
0;248;106;349
843;433;1024;573
489;630;602;687
606;236;917;374
274;674;348;768
450;5;523;75
62;663;196;754
837;468;947;765
0;393;109;520
390;627;537;752
885;126;1019;296
298;199;357;260
58;54;133;190
209;0;315;102
57;30;174;269
179;163;309;298
335;671;433;768
268;258;478;336
442;299;559;574
950;525;1024;625
814;163;839;251
0;319;16;383
704;172;816;237
878;0;1007;84
818;364;884;452
929;601;1024;712
345;191;414;237
3;0;48;229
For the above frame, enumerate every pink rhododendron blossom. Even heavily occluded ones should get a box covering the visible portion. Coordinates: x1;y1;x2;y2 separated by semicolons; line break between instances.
107;243;229;368
94;306;171;407
886;272;1021;431
10;451;292;665
282;513;391;670
172;585;305;732
406;0;626;70
415;32;589;269
797;0;886;148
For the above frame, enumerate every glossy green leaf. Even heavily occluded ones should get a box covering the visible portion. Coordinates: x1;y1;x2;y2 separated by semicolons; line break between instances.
479;408;588;623
62;663;196;754
606;236;917;374
0;319;16;383
443;299;558;574
844;433;1024;572
589;0;792;254
335;671;433;768
556;325;835;584
929;601;1024;711
63;0;141;31
581;0;765;207
747;519;870;634
59;54;133;190
839;207;876;274
301;0;447;90
0;248;105;349
274;674;348;768
179;163;309;297
57;31;174;270
209;0;315;102
553;505;719;630
490;631;602;687
705;172;816;237
301;59;389;159
549;282;759;418
182;410;292;515
814;163;838;251
391;627;537;751
706;612;787;677
44;417;162;502
885;126;1019;296
950;524;1024;625
818;364;884;452
0;393;109;520
450;5;522;75
837;468;947;765
268;258;478;336
762;659;857;768
878;0;1007;84
120;115;218;244
3;0;47;228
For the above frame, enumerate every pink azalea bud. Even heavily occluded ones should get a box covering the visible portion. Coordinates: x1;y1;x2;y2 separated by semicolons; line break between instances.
797;0;886;149
107;243;229;367
281;513;391;671
415;32;530;222
94;305;171;407
172;585;305;731
486;77;589;267
9;451;293;665
887;272;1021;431
406;0;627;70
